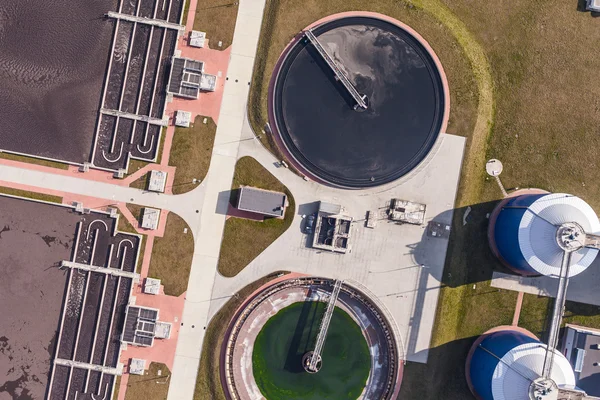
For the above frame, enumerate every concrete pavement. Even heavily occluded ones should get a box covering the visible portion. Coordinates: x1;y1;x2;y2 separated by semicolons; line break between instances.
166;0;267;398
210;128;465;363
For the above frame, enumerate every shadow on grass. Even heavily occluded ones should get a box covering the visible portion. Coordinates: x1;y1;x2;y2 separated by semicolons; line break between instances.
399;336;476;399
439;200;518;288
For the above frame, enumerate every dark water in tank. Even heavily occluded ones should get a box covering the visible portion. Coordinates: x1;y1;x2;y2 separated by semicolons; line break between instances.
273;17;445;188
0;0;117;162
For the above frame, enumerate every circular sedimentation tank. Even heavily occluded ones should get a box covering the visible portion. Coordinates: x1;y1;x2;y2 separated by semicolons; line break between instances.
269;14;449;189
222;277;402;400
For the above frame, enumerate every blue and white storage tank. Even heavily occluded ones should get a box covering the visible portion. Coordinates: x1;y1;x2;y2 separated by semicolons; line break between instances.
467;327;576;400
489;192;600;277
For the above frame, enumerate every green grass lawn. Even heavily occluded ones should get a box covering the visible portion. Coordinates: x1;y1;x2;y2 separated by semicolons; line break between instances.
169;116;216;195
123;363;171;400
253;302;370;400
129;172;149;190
147;212;194;296
0;186;62;204
191;0;238;50
217;156;295;277
0;152;69;170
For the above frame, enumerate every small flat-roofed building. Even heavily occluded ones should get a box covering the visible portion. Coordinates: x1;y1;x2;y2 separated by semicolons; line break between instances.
154;321;172;339
167;57;217;98
144;277;161;295
189;31;206;48
175;110;191;127
129;358;146;375
148;170;167;193
141;207;160;230
562;324;600;397
312;201;352;253
588;0;600;12
236;186;288;218
200;73;217;92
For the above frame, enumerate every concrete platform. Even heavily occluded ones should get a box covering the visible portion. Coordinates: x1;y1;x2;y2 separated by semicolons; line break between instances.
491;257;600;306
209;132;466;363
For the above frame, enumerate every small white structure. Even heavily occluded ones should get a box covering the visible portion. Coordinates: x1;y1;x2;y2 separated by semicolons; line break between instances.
141;207;160;230
175;110;191;127
190;31;206;48
312;202;352;254
154;322;172;339
148;170;167;193
200;73;217;92
129;358;146;375
587;0;600;12
388;199;426;225
144;278;161;295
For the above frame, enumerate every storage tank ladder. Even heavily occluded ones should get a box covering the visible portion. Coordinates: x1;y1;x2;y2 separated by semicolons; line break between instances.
304;30;368;110
308;279;343;372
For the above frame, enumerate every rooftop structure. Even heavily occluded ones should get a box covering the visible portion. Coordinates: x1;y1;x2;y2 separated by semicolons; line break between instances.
388;198;426;225
562;324;600;397
141;207;160;230
144;277;161;295
190;31;206;48
122;305;171;347
490;193;600;277
587;0;600;12
175;110;192;127
167;57;217;99
129;358;146;375
312;202;352;253
467;327;576;400
148;170;167;193
237;186;288;218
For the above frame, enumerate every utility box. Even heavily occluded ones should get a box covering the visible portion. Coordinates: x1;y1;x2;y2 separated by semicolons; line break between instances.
141;207;160;230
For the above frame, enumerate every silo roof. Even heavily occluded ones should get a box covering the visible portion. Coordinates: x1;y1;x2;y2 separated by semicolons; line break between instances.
518;193;600;277
492;342;576;400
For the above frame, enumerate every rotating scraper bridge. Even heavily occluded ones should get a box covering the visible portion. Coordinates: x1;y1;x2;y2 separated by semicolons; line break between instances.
304;279;343;373
304;30;368;111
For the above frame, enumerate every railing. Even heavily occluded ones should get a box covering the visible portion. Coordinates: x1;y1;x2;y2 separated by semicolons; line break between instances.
304;30;368;110
542;251;572;379
307;279;343;372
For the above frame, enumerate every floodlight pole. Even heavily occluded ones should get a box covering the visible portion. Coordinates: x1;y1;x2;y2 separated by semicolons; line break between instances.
486;159;508;198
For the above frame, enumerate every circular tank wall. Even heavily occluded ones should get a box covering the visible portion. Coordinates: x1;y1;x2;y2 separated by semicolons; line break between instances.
269;14;449;189
467;327;576;400
490;193;600;277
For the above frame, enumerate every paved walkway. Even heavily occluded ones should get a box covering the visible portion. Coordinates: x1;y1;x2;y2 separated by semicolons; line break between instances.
165;0;267;397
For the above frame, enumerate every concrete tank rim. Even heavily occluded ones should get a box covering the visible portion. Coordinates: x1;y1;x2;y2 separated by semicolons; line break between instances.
220;275;403;400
